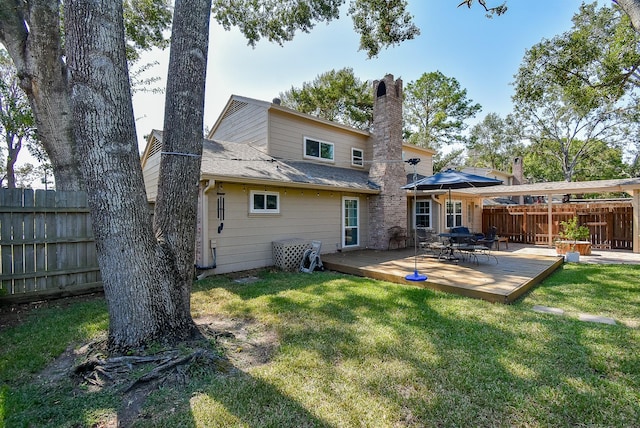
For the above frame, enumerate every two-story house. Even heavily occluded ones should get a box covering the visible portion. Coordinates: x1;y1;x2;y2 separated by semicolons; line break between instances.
141;74;436;274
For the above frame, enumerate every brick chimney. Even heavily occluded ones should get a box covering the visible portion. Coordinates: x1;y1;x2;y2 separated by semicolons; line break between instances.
512;157;523;185
368;74;407;250
512;156;524;204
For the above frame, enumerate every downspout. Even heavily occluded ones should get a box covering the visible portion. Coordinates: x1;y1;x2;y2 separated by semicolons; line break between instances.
196;180;217;274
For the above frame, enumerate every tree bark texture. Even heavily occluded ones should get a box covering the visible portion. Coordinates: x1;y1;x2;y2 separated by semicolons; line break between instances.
65;0;202;352
154;0;212;328
0;0;84;190
616;0;640;32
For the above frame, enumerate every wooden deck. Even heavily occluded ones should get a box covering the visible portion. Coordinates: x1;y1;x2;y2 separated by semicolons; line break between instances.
321;247;564;303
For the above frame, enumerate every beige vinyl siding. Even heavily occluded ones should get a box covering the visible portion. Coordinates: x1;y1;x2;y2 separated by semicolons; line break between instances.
402;145;433;177
268;110;369;169
142;151;161;201
210;102;268;147
205;182;369;274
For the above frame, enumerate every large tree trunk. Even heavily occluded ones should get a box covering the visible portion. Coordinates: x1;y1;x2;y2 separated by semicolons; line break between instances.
64;0;209;353
0;0;84;191
154;0;212;317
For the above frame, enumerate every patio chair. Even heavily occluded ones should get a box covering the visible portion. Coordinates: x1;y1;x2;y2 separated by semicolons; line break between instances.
472;232;499;264
452;235;481;264
417;228;446;257
388;226;409;250
483;226;498;242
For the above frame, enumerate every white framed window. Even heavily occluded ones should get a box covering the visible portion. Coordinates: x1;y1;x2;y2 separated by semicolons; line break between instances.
250;190;280;214
446;200;463;228
342;197;359;247
415;199;431;228
351;148;364;167
304;137;334;162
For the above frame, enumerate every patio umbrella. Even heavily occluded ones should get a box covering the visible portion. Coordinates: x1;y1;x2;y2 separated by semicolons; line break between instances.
402;169;503;229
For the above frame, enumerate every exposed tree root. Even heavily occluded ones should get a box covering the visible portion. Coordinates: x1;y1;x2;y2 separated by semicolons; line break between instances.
35;316;277;426
73;342;232;392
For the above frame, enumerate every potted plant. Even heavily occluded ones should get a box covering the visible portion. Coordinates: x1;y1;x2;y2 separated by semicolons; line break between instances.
555;216;592;258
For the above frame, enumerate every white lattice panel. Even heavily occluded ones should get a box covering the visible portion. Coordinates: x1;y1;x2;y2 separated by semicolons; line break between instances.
273;239;311;271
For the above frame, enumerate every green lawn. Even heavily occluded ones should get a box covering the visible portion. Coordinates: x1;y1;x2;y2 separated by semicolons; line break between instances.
1;264;639;427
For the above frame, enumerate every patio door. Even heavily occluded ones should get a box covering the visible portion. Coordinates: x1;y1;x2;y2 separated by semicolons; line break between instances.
342;197;359;247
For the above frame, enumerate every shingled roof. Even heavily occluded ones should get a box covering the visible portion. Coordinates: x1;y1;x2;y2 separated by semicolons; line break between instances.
200;138;380;193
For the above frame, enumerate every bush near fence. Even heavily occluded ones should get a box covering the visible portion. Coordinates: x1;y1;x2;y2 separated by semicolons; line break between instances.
0;188;102;303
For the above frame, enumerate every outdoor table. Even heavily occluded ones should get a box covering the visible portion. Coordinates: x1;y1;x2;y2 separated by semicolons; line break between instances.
437;232;477;262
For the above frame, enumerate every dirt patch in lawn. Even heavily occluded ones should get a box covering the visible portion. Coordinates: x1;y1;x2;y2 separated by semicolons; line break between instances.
4;272;280;426
31;314;278;427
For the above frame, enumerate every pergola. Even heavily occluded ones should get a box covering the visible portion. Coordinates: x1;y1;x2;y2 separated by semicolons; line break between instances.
458;177;640;253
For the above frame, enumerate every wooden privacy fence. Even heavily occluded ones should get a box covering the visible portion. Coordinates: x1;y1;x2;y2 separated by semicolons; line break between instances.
483;201;633;250
0;188;102;303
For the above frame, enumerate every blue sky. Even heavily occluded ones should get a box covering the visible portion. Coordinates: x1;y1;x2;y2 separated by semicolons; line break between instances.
132;1;599;150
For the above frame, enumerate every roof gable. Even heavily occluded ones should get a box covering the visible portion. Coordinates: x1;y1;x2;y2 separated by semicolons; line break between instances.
140;129;163;169
207;94;370;140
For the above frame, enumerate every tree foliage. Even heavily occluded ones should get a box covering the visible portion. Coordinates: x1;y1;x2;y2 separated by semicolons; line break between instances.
518;2;640;108
348;0;420;57
457;0;507;17
404;71;481;150
123;0;173;62
466;113;523;172
279;68;373;130
403;71;481;171
513;2;639;182
13;163;46;189
523;138;628;183
213;0;420;58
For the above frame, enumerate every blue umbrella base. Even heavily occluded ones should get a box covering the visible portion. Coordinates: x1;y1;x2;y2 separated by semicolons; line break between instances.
405;270;428;281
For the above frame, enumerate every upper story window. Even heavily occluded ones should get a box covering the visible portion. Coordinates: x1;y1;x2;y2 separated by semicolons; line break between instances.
351;148;364;167
304;137;334;162
250;190;280;214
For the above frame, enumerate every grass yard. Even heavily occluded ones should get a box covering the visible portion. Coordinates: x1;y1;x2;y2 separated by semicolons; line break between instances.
1;264;639;427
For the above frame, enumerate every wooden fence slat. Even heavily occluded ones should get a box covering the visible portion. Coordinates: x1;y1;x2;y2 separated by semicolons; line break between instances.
23;189;36;292
0;189;13;295
43;190;57;292
9;189;25;294
34;191;48;291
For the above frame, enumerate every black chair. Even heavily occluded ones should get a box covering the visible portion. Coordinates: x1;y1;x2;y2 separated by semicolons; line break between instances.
417;228;446;257
474;229;499;264
476;226;498;250
388;226;409;250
